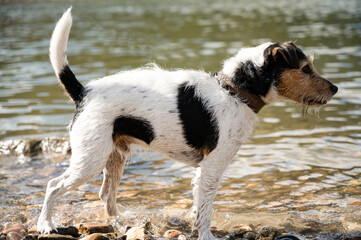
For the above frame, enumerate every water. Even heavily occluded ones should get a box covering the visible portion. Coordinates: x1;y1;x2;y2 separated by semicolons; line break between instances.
0;0;361;238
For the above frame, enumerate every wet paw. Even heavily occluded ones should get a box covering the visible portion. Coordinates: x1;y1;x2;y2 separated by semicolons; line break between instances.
37;220;57;234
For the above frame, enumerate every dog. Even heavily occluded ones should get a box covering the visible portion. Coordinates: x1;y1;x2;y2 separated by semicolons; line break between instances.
37;7;338;240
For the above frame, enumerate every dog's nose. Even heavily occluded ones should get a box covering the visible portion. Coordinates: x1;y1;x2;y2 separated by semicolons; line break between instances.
330;84;338;94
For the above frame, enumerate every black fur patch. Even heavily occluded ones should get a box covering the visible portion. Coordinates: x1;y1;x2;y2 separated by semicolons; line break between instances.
59;65;85;106
177;83;219;154
69;88;90;131
265;42;307;69
232;42;308;97
233;60;273;97
112;116;155;144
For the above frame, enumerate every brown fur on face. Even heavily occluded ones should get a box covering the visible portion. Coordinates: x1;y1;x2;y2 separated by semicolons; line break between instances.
277;57;338;106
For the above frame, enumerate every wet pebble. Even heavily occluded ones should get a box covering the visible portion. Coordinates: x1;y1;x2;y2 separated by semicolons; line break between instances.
38;234;76;240
28;228;38;235
243;232;256;240
232;224;253;238
258;227;281;239
125;227;149;240
23;140;42;156
3;224;28;240
274;235;301;240
163;230;182;239
22;234;39;240
210;227;228;237
78;224;114;235
6;231;24;240
3;224;27;235
80;233;109;240
53;227;79;238
177;235;187;240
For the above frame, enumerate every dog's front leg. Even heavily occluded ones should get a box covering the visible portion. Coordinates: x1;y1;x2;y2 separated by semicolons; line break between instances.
191;167;202;219
193;158;227;240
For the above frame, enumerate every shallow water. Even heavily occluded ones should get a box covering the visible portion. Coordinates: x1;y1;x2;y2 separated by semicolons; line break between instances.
0;0;361;238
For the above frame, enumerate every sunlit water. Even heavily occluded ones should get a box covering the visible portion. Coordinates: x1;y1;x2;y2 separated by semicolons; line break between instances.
0;0;360;238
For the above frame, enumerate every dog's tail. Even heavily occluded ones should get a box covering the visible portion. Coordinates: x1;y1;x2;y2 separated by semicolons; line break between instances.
50;7;84;105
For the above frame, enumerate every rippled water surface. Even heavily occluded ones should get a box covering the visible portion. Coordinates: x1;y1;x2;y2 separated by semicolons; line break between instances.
0;0;360;238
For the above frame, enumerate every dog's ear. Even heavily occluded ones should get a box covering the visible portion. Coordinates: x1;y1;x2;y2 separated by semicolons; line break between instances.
265;42;305;69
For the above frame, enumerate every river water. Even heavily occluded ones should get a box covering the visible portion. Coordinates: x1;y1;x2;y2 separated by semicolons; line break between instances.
0;0;360;238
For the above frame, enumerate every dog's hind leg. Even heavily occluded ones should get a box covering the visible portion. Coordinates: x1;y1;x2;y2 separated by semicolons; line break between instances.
99;149;126;216
37;163;106;233
37;128;114;233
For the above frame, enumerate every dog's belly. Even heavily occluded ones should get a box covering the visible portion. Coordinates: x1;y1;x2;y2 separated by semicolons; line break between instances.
150;142;203;167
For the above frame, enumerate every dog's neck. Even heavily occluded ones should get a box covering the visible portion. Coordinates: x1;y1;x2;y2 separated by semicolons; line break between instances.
214;72;265;113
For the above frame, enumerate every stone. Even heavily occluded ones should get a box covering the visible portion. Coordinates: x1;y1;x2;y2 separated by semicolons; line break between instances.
274;235;301;240
6;232;24;240
21;235;39;240
78;224;114;235
102;234;116;240
225;235;235;240
259;227;281;239
38;234;76;240
163;230;182;239
233;225;252;233
125;227;148;240
52;227;79;238
23;140;42;156
243;232;256;240
177;235;187;240
210;227;228;237
115;235;126;240
3;224;27;235
28;227;38;235
81;233;109;240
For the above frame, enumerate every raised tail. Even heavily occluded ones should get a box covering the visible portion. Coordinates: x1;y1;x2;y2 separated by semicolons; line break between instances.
50;7;84;105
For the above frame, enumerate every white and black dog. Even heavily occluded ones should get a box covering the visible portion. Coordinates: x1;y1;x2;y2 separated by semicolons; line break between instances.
37;8;338;239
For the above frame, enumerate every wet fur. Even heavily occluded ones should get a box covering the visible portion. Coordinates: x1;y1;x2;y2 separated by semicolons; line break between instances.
37;8;338;240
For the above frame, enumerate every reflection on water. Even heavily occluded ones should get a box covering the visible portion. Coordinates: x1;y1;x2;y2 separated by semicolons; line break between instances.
0;0;360;237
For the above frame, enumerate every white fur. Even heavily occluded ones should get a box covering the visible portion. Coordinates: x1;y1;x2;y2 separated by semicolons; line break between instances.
49;7;72;77
222;42;273;77
38;8;277;240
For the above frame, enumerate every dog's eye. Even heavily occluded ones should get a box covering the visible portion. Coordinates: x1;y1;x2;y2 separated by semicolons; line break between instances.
302;65;312;74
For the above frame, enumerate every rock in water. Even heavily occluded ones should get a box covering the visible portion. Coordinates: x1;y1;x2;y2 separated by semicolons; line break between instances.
52;227;79;238
163;230;182;239
125;227;148;240
3;224;28;240
178;235;187;240
38;234;76;240
259;226;281;239
78;223;114;235
80;233;109;240
6;232;24;240
3;224;27;235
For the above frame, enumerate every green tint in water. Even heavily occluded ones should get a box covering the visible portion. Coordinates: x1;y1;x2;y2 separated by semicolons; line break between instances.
0;0;360;237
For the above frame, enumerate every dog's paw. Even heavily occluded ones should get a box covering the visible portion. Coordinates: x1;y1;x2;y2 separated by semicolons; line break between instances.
37;220;57;234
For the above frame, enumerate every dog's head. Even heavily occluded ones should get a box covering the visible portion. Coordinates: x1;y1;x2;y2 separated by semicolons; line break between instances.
222;42;338;110
264;42;338;107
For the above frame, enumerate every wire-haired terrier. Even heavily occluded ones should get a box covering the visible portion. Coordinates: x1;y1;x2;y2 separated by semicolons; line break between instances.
38;8;338;240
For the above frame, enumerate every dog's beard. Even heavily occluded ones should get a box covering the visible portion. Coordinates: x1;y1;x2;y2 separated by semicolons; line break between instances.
301;93;333;117
302;104;322;117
